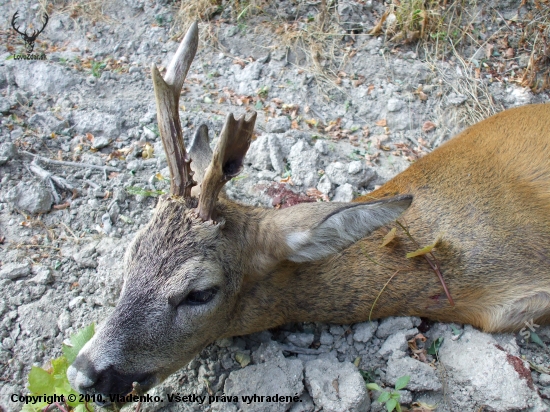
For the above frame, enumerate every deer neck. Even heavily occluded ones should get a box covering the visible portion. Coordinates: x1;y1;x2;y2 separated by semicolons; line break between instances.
225;205;447;338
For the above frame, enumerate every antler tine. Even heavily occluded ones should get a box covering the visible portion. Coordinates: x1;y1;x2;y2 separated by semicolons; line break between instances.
11;11;24;36
34;13;49;38
197;111;257;221
151;22;199;197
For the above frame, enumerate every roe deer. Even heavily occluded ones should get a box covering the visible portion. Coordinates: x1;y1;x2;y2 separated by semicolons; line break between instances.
67;22;550;398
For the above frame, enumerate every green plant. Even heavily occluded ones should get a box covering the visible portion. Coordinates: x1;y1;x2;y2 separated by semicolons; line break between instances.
90;60;106;78
359;368;376;383
23;325;95;412
349;149;365;161
257;85;269;98
427;336;444;355
366;375;410;412
281;163;292;179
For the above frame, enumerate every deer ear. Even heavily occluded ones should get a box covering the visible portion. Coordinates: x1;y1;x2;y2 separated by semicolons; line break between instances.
189;124;212;195
285;195;412;263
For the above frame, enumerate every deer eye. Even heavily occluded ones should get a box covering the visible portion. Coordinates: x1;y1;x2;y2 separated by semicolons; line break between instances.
183;287;219;306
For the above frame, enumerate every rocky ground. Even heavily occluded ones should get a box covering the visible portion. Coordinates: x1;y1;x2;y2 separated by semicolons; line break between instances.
1;0;550;411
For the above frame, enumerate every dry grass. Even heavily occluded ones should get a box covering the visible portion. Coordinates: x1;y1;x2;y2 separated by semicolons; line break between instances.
175;0;220;28
37;0;113;23
382;0;550;91
514;0;550;91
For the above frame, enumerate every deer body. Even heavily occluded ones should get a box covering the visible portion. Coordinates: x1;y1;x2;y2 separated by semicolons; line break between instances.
216;103;550;338
67;22;550;399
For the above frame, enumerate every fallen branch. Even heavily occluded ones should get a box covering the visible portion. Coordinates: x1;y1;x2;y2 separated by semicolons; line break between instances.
22;151;121;172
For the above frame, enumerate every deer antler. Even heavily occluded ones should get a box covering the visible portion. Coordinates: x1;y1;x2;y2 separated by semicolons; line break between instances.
11;11;49;40
151;22;199;197
11;12;25;37
31;12;49;40
197;112;257;221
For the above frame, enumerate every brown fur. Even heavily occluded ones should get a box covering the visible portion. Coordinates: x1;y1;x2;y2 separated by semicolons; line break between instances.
226;104;550;335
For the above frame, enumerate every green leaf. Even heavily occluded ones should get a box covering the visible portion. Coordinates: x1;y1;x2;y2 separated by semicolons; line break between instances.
28;366;54;395
63;324;95;364
386;398;398;412
74;404;89;412
427;337;444;355
52;357;73;393
366;383;382;391
377;391;391;403
394;375;410;390
22;402;47;412
530;332;547;348
450;325;462;335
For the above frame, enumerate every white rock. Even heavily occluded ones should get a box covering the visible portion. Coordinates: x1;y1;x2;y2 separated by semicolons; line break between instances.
305;358;370;412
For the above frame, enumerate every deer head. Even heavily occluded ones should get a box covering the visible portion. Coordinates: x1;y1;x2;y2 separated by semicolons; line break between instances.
67;22;411;399
11;11;49;54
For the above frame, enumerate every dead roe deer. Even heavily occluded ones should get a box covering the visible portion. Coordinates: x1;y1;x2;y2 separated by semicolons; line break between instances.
67;22;550;398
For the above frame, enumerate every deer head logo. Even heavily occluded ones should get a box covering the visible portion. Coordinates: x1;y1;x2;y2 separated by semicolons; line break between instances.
11;11;49;54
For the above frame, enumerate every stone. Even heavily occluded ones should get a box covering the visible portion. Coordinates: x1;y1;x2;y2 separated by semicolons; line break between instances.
320;331;334;346
385;356;442;391
72;110;121;138
438;325;544;410
317;175;332;195
286;333;314;348
91;136;111;150
314;140;328;155
5;181;53;214
305;358;370;412
28;112;69;133
217;337;233;348
73;243;97;269
126;159;143;171
0;142;17;165
246;134;272;170
387;98;404;112
446;92;468;106
289;391;315;412
18;296;60;338
0;262;31;280
235;61;263;82
225;350;304;412
13;64;79;95
378;328;418;358
268;134;285;174
252;341;284;364
0;96;11;114
28;266;53;284
266;116;291;133
288;140;320;188
539;373;550;386
325;161;375;188
332;184;354;202
353;321;377;343
376;317;415;339
57;310;71;332
80;153;105;166
69;296;85;308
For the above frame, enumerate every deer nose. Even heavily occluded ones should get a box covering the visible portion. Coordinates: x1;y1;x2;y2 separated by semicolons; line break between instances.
67;354;150;397
67;355;98;393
